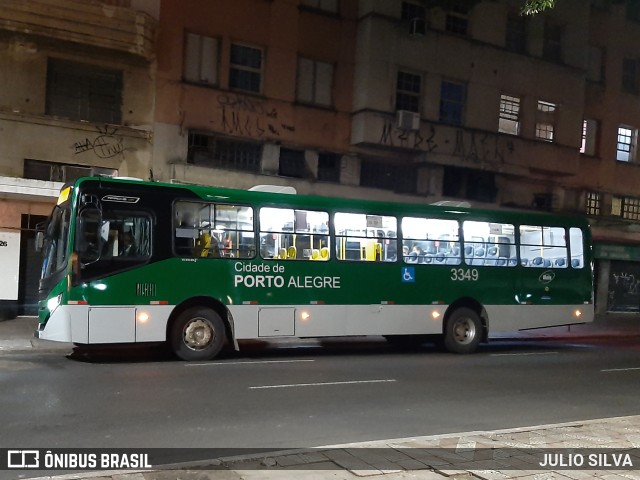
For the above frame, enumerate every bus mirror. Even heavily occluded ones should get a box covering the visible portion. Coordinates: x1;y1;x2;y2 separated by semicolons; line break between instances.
35;231;44;252
35;220;46;252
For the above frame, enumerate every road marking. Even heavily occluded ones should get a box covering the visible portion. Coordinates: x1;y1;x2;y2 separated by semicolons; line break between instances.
601;367;640;372
249;379;397;390
185;359;316;367
491;352;559;357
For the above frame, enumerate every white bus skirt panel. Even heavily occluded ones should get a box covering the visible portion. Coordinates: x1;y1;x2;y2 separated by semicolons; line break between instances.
485;304;594;332
229;304;446;339
36;304;173;344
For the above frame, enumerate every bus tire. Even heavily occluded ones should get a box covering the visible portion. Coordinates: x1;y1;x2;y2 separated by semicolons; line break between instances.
170;307;226;361
443;307;482;354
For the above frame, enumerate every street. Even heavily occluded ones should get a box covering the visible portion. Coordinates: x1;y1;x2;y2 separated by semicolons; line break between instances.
1;335;639;467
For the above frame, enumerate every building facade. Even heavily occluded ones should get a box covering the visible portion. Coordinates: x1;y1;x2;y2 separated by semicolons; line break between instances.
0;0;157;318
2;0;640;318
152;0;361;199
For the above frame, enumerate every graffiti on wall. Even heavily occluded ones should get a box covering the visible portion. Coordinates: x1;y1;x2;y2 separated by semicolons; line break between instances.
608;262;640;312
378;118;515;164
217;93;295;138
72;125;132;159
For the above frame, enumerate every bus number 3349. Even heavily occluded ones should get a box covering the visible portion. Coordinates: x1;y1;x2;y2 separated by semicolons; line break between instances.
450;268;479;281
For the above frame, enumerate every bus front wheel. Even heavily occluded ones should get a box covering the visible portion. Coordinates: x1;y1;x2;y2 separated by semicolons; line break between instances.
443;307;482;354
170;307;226;361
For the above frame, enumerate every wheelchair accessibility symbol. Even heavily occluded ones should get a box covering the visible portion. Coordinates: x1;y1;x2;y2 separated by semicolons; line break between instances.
401;267;415;283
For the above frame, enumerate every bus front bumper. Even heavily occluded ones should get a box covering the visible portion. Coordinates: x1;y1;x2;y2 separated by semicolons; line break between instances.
34;306;74;343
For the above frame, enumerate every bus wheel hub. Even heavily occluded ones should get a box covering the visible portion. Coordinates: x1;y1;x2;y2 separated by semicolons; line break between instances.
184;319;214;349
453;319;475;344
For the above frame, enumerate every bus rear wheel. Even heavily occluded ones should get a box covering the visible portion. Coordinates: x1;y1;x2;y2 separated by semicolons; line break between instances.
443;307;482;354
170;307;226;361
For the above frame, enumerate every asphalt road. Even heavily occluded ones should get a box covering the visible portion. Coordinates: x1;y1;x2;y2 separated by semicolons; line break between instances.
1;337;639;461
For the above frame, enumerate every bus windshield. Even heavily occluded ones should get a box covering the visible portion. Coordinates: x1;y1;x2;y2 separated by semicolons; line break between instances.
40;205;71;280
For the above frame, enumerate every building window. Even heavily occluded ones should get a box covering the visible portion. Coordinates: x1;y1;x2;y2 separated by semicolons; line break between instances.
300;0;338;14
543;20;563;63
395;71;422;113
401;1;426;21
317;152;341;183
587;46;605;83
505;14;527;53
535;100;556;142
586;192;601;216
439;80;465;126
24;159;116;182
360;159;416;194
622;58;639;94
183;32;219;86
626;2;640;22
536;123;554;142
613;196;640;221
279;148;307;178
616;126;637;162
580;119;599;156
623;197;640;221
46;59;122;124
444;1;469;36
297;58;333;107
443;166;496;203
188;132;261;172
229;44;263;93
498;94;520;135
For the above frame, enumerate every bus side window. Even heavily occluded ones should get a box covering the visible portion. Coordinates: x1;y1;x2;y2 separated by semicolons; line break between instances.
403;217;460;266
260;207;329;261
569;227;584;269
519;225;567;268
463;221;515;267
335;212;396;262
175;208;198;256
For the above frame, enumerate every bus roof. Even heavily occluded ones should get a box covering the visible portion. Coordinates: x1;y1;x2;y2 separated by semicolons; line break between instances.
72;176;590;228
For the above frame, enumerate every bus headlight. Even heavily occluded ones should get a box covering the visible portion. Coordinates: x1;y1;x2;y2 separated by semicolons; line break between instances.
47;294;62;314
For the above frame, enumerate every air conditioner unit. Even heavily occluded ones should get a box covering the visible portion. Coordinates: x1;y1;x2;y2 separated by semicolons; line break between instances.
396;110;421;131
409;17;426;37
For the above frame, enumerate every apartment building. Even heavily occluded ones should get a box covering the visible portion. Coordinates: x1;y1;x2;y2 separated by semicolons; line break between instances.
349;0;640;313
0;0;157;318
152;0;360;198
1;0;640;317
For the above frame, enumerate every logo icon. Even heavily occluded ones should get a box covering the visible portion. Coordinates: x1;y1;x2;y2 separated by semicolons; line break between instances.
539;270;556;284
7;450;40;468
401;267;415;283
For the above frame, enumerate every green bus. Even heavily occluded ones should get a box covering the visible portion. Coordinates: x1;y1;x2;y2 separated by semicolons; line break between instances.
36;176;593;360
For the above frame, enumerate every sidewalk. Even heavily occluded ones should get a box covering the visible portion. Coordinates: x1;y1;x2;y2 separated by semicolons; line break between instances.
3;314;640;480
20;415;640;480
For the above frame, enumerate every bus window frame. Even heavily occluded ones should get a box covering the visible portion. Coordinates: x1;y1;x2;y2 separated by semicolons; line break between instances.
258;205;330;261
333;211;399;263
173;199;256;260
